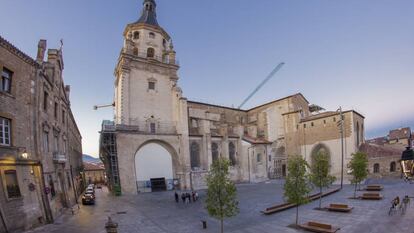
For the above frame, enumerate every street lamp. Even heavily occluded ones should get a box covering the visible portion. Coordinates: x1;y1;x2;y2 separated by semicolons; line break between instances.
400;146;414;181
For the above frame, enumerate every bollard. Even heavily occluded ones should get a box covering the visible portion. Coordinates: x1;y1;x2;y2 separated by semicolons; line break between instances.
105;217;118;233
201;220;207;229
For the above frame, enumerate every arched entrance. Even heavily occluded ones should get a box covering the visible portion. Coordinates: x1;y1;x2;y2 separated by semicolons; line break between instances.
135;141;177;192
310;143;331;166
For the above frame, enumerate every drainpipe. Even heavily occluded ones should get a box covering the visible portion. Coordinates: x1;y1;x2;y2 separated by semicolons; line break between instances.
265;145;269;179
70;165;78;204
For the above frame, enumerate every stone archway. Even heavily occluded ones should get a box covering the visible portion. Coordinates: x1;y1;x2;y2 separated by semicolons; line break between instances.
134;140;179;192
310;143;331;166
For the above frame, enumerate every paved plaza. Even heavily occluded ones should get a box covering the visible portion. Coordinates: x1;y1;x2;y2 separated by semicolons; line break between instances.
26;179;414;233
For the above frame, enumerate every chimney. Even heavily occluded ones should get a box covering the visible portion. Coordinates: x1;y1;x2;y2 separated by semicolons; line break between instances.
37;40;47;62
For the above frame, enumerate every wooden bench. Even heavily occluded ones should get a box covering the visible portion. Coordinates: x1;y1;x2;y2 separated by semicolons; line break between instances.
366;185;383;191
326;203;353;212
360;192;383;200
299;221;340;233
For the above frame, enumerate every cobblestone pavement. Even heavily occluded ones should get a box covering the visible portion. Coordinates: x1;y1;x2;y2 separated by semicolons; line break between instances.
25;179;414;233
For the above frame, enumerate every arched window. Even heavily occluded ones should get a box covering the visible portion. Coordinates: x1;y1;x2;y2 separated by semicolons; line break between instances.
190;142;200;169
133;47;138;56
212;142;219;163
390;161;396;172
133;31;139;40
147;48;155;58
149;32;155;39
229;142;236;165
373;163;380;173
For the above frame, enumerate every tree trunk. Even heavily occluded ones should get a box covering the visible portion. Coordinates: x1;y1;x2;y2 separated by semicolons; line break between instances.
221;218;224;233
295;205;299;225
354;183;357;198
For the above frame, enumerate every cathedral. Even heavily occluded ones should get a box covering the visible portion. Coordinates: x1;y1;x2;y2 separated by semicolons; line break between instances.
100;0;365;194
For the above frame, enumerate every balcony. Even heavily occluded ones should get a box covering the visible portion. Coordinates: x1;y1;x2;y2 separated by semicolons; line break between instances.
53;153;67;164
126;51;179;66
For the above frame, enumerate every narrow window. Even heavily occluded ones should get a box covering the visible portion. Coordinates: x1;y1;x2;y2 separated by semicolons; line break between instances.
5;170;21;198
148;81;155;90
62;109;65;123
257;153;262;163
212;142;219;163
311;122;314;127
54;102;58;118
304;124;306;129
133;47;138;56
333;117;336;122
54;134;59;153
62;139;66;153
1;67;12;93
43;91;49;111
229;142;236;165
149;32;155;39
162;39;167;48
147;47;155;58
373;163;380;173
0;117;11;146
133;31;140;39
150;123;156;133
66;171;72;188
390;162;396;172
43;131;49;152
190;142;200;169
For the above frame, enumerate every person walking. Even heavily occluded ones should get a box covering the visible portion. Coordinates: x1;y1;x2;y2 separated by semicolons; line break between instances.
174;192;179;203
195;191;199;201
192;191;196;202
187;192;192;203
181;193;186;203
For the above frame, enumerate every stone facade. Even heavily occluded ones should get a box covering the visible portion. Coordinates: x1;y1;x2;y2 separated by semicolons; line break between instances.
0;36;82;233
100;0;365;195
360;143;402;178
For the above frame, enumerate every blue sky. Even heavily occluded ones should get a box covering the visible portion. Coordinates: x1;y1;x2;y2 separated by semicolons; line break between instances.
1;0;413;157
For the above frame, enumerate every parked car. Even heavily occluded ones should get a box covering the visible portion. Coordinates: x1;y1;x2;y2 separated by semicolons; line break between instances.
85;188;94;195
82;193;95;205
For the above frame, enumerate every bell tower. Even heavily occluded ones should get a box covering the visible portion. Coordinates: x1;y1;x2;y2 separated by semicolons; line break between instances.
114;0;181;128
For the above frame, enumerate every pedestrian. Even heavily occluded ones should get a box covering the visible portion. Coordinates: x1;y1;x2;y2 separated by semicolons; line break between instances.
192;191;196;202
195;191;199;201
174;192;179;203
181;193;186;203
187;192;192;203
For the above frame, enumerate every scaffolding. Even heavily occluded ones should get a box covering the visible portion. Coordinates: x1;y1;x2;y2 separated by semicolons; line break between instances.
99;120;121;194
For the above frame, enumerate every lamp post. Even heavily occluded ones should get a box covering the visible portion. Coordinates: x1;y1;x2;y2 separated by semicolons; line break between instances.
337;107;345;189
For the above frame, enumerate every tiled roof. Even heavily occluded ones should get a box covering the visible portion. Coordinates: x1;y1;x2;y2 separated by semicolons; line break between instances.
83;162;105;171
359;143;402;158
366;137;388;146
300;111;338;122
389;127;411;140
0;35;39;67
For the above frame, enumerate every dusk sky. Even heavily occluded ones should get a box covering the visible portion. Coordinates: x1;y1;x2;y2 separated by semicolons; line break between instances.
1;0;413;157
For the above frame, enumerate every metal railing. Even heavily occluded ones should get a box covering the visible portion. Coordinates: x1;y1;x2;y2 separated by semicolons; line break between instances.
117;120;177;135
126;50;180;66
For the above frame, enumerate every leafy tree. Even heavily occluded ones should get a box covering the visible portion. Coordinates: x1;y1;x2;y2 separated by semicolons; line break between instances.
284;155;311;225
348;152;368;198
205;158;239;233
309;151;336;209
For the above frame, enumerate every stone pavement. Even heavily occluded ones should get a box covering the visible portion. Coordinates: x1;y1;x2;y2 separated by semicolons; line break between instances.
25;179;414;233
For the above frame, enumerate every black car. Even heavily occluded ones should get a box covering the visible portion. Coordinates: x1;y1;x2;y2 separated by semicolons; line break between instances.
82;193;95;205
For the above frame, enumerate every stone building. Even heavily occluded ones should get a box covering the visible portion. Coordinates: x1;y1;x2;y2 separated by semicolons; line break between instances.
100;0;365;195
83;162;106;185
0;36;82;233
367;127;412;148
360;143;402;178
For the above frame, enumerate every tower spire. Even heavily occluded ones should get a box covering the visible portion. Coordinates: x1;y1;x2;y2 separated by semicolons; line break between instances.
136;0;159;26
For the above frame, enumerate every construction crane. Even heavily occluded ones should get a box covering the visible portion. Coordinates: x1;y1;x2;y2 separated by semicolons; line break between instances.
238;62;285;109
93;102;115;110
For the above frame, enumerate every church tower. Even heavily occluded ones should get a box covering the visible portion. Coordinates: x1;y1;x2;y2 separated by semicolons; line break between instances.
112;0;191;194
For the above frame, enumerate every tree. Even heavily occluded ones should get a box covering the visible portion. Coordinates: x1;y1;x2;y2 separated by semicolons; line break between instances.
309;151;336;209
348;152;368;198
205;158;239;233
284;155;311;225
